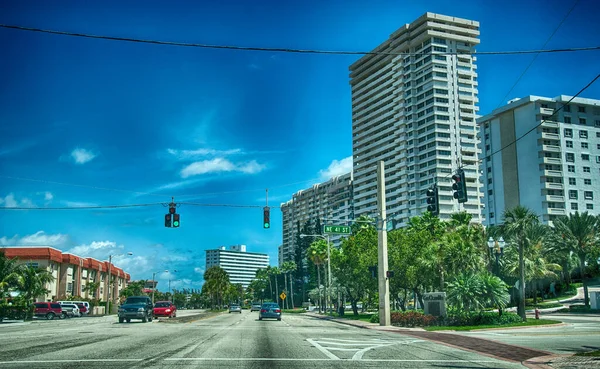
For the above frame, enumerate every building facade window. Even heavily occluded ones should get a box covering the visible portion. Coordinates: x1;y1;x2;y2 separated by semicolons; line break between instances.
566;153;575;162
564;128;572;137
584;167;591;173
580;130;588;139
581;142;588;149
584;191;594;200
587;204;594;210
571;203;578;210
582;154;590;161
568;165;575;173
566;141;573;148
584;179;592;185
569;190;578;199
569;178;576;185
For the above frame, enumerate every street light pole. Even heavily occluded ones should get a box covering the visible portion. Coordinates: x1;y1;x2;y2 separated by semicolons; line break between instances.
487;237;505;275
151;269;168;306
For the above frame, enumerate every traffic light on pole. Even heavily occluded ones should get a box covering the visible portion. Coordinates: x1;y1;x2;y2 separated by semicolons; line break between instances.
263;207;270;229
426;185;439;216
164;214;172;227
173;213;180;228
452;169;468;203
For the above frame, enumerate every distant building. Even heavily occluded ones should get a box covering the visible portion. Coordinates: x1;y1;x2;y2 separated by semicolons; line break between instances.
350;12;484;227
205;245;269;288
278;245;283;266
1;246;131;302
280;172;353;264
478;95;600;225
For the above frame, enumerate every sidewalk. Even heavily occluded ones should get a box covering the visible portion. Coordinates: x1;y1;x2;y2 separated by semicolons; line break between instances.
305;312;564;368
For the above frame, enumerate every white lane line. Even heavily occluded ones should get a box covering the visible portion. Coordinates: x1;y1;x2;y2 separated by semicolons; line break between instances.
306;338;340;360
163;358;500;362
317;341;393;346
0;359;143;364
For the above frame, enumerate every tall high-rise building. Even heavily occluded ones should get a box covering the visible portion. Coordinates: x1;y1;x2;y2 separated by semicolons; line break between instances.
280;172;353;264
350;12;484;227
205;245;269;288
478;95;600;225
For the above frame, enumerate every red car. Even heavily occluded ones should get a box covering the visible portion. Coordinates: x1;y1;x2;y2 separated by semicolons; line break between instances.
34;302;64;320
76;303;88;315
153;301;177;318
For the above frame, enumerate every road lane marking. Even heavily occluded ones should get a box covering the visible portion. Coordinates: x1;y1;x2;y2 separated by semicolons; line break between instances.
0;359;143;364
306;338;340;360
163;358;501;362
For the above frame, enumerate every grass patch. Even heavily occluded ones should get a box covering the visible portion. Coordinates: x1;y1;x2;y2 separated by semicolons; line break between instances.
425;319;561;331
525;302;564;309
281;309;306;314
556;305;600;314
575;350;600;357
325;312;373;322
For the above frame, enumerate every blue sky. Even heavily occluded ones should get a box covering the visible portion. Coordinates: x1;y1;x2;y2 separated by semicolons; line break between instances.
1;0;599;291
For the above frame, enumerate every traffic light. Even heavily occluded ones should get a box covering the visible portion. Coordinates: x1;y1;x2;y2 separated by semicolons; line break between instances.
368;266;377;279
426;185;439;216
386;270;395;278
263;207;270;229
164;214;172;228
173;213;180;228
452;169;468;203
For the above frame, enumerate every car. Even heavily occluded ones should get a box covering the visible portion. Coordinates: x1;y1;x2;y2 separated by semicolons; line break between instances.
229;304;242;313
33;302;64;320
153;301;177;318
59;303;81;317
250;303;262;312
117;296;153;323
259;303;281;321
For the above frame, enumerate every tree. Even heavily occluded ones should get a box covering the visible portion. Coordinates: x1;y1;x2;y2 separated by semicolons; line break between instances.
446;272;484;314
82;281;100;299
281;261;297;308
16;266;54;305
479;272;510;315
119;280;146;298
203;266;230;308
0;251;21;299
502;206;540;321
308;240;327;313
270;267;281;306
552;212;600;307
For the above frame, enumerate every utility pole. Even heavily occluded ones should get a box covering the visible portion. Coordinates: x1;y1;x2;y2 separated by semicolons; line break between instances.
376;160;391;326
106;255;112;315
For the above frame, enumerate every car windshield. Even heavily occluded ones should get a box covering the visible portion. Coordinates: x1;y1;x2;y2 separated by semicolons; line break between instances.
125;298;148;304
155;302;170;307
230;305;239;308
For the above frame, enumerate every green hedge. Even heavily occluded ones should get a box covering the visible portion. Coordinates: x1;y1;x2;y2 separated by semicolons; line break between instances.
0;303;30;321
281;309;306;314
370;311;437;327
442;312;522;326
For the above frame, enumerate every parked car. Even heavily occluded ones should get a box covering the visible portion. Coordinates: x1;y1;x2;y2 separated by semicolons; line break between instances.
58;303;81;317
259;303;281;321
229;304;242;314
33;302;64;320
153;301;177;318
56;300;90;314
76;303;88;315
118;296;153;323
250;303;262;312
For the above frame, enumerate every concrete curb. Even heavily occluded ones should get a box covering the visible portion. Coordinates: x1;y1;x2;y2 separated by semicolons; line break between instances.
159;311;224;324
523;354;569;369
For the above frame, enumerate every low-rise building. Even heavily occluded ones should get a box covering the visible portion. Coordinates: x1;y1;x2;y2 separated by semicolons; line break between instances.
1;246;131;302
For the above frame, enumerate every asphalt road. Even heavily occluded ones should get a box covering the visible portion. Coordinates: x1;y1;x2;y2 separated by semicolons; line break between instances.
456;313;600;355
0;311;528;369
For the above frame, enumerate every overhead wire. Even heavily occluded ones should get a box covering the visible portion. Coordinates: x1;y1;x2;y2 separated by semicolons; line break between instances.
1;23;599;56
494;0;580;111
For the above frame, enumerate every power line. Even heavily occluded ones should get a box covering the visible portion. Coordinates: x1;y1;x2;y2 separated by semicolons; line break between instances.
468;72;600;173
1;23;599;56
495;0;580;110
0;203;162;210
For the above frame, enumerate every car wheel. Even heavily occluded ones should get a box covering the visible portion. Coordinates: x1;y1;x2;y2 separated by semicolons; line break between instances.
278;318;281;321
59;312;66;320
259;317;262;320
46;312;55;320
119;318;124;323
126;319;131;323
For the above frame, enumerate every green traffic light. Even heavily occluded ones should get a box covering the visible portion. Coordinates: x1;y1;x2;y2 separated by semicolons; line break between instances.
173;221;179;227
264;222;270;228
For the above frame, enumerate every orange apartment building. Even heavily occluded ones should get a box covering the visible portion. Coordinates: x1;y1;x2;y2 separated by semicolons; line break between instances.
1;246;131;303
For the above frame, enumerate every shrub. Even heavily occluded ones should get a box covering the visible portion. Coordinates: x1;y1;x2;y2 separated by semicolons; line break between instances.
0;303;29;321
442;312;521;326
370;311;437;326
369;313;379;323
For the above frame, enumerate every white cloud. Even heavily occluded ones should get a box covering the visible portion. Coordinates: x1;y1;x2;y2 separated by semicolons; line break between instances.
68;240;123;258
319;156;353;181
194;267;204;274
43;192;53;201
0;231;71;247
70;148;96;164
0;193;18;208
63;201;98;207
180;158;265;178
167;148;243;161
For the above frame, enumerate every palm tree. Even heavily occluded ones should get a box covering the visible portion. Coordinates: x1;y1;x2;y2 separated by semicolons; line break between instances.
502;205;540;321
479;272;510;316
16;266;54;304
446;272;484;314
270;267;281;305
308;240;327;313
0;251;21;299
552;212;600;307
204;266;230;308
282;261;297;308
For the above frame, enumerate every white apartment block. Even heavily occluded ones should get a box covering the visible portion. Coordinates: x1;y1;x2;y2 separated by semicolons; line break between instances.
280;172;354;264
350;12;484;227
205;245;269;288
478;95;600;225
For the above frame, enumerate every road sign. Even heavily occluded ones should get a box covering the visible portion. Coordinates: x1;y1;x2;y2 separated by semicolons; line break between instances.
323;225;351;234
280;292;287;300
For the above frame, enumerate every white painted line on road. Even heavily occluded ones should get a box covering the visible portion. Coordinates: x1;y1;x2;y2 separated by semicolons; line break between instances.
306;338;341;360
164;358;500;363
0;359;143;364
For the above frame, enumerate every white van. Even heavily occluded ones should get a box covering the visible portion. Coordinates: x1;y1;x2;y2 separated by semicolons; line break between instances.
57;301;90;315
